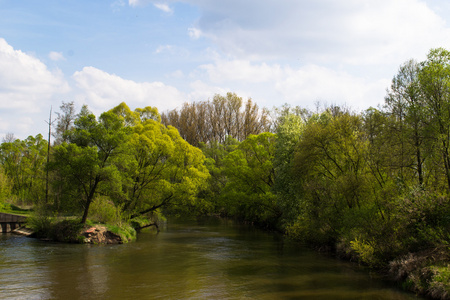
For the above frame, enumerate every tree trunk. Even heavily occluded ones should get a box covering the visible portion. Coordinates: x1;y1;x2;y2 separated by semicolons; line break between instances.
81;177;100;224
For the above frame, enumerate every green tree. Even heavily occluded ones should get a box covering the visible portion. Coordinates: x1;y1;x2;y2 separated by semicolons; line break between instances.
0;166;11;207
418;48;450;191
49;106;127;223
221;132;280;226
0;134;47;204
273;105;306;226
108;103;210;219
290;110;370;245
198;137;240;211
385;59;427;187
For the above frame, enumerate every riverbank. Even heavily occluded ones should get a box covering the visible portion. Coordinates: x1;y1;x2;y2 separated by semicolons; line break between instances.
316;234;450;299
388;249;450;299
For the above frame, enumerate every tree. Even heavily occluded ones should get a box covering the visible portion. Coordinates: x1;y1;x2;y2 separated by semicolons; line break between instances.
198;136;240;211
54;101;76;145
0;166;11;207
290;109;370;244
221;132;280;226
385;59;427;186
272;105;306;226
161;92;272;146
108;103;210;219
49;106;128;224
0;134;48;204
418;48;450;191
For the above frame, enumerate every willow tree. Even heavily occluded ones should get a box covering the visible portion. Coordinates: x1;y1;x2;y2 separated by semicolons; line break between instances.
107;103;211;219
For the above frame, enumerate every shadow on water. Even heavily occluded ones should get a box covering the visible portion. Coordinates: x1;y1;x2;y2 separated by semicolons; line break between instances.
0;218;422;300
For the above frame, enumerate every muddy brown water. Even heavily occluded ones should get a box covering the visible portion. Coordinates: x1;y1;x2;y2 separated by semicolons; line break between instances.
0;218;422;299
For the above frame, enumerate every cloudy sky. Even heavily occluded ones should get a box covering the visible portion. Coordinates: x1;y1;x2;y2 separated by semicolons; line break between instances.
1;0;450;139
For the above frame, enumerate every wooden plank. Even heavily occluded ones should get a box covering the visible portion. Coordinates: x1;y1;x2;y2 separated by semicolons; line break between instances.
12;226;34;236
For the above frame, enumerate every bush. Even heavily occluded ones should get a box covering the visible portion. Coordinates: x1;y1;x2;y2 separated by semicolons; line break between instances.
26;210;55;238
429;265;450;299
107;223;136;243
50;219;86;243
394;189;450;251
88;196;122;225
349;237;378;266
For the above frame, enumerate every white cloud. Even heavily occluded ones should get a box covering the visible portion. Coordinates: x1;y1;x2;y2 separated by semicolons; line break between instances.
72;66;185;114
48;51;65;61
187;80;227;102
128;1;450;66
154;3;173;14
199;60;282;83
168;70;184;79
188;27;202;39
275;64;389;110
185;0;450;66
128;0;140;7
0;38;70;138
193;58;388;110
155;45;173;54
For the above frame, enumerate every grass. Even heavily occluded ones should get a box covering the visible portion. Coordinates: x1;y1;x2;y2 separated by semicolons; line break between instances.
0;202;33;216
106;223;137;243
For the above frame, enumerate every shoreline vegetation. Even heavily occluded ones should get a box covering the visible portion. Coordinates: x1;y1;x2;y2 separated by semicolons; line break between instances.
1;48;450;299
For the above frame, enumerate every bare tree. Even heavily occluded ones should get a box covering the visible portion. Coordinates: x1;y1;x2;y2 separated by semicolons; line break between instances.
53;101;76;145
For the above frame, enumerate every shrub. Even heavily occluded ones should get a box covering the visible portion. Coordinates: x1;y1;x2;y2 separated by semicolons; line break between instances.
107;223;136;243
429;265;450;299
350;237;378;266
88;196;122;225
26;210;55;238
50;219;85;243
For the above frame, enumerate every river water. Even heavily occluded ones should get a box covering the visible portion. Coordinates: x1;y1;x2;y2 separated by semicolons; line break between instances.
0;218;420;300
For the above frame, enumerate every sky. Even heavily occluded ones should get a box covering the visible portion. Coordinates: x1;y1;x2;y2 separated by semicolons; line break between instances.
1;0;450;139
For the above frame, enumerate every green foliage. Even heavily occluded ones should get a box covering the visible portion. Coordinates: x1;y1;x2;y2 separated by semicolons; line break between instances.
349;238;378;266
106;223;136;243
220;132;280;227
0;134;48;204
88;196;122;225
273;105;306;226
198;137;239;209
429;265;450;299
0;166;11;208
418;48;450;192
50;219;86;243
287;110;370;245
393;189;450;251
49;106;128;223
26;208;55;238
114;107;210;219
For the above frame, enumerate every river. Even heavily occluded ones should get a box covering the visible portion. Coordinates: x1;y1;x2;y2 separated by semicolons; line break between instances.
0;218;421;300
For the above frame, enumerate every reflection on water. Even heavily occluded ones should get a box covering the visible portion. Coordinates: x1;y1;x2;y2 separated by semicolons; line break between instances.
0;218;421;300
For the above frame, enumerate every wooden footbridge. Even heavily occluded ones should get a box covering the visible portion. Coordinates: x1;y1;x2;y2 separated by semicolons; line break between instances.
0;212;28;233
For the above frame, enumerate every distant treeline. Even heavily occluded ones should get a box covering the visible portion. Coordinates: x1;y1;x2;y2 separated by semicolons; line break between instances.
161;92;272;146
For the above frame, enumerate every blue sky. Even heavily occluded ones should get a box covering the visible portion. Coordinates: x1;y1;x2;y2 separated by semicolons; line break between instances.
2;0;450;139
